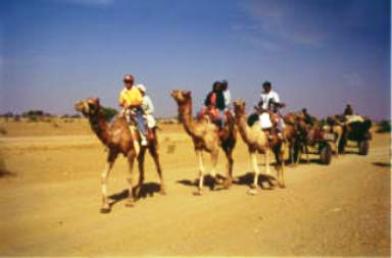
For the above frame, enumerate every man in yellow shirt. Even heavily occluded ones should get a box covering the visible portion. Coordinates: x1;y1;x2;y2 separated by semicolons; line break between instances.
119;74;148;146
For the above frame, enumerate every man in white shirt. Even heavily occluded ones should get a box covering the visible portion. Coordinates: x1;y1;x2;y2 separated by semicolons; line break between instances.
137;84;157;140
259;81;280;111
221;80;231;111
258;81;285;135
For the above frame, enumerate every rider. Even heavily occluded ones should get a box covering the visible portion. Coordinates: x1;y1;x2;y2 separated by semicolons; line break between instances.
344;104;354;116
119;74;148;146
258;81;285;139
221;80;232;111
202;81;226;127
137;84;157;140
343;103;364;123
302;108;316;125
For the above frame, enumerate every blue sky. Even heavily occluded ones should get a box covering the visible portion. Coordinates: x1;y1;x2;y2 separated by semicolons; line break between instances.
0;0;390;119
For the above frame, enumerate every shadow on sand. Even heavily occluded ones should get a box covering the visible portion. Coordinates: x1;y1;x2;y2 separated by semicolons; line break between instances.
372;162;391;168
108;182;162;208
0;168;17;178
234;172;277;190
287;157;327;166
177;174;227;191
0;159;17;178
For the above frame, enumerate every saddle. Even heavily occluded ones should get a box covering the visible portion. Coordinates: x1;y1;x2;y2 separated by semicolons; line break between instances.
122;108;156;143
199;106;225;128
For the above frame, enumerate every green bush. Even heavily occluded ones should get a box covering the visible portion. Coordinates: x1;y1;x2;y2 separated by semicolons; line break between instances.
377;120;391;133
101;106;118;122
28;116;38;122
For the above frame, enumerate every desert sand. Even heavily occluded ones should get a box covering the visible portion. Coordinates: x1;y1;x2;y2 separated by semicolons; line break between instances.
0;119;390;256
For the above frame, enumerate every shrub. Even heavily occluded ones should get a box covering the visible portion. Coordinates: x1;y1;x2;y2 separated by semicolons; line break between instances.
377;120;391;133
28;116;38;122
13;115;21;122
101;106;118;122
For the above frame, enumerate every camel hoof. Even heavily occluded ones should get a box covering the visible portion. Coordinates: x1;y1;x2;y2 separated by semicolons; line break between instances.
124;199;135;207
279;183;286;189
100;207;111;214
223;179;232;189
160;188;167;195
214;177;224;185
247;188;258;195
193;190;203;196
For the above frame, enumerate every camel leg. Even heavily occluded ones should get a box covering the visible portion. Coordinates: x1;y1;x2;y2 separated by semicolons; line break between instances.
304;145;310;163
210;148;220;187
210;149;218;177
289;143;295;165
276;145;286;188
335;134;341;158
149;145;166;195
222;147;234;189
295;143;302;165
100;161;114;213
195;150;205;195
125;150;137;207
134;147;146;198
248;152;259;195
265;149;271;175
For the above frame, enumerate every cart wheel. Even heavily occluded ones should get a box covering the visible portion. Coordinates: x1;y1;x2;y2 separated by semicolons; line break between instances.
320;144;332;165
358;140;369;155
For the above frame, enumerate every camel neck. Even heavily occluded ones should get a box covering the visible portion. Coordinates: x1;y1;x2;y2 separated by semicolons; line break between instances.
236;112;252;144
89;112;110;145
179;100;197;137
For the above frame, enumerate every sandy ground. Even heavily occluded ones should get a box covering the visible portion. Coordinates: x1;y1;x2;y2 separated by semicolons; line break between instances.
0;121;390;256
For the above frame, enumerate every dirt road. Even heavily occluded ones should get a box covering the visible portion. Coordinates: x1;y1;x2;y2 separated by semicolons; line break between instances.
0;127;390;256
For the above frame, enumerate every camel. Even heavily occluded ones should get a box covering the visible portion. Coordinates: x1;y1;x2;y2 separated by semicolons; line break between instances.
325;116;344;157
282;113;303;165
233;100;285;194
170;90;236;195
74;97;165;213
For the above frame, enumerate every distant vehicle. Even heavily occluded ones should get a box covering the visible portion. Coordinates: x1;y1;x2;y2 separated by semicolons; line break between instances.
339;118;372;155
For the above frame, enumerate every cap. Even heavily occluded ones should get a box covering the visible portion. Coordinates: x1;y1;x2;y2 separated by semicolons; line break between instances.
137;84;146;93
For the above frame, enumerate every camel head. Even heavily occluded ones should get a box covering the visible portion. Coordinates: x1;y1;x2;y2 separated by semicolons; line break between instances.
170;90;192;105
74;97;101;117
233;99;246;116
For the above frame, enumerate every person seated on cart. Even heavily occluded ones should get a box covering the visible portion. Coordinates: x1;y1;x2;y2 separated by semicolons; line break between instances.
301;108;316;125
257;81;285;139
343;104;364;124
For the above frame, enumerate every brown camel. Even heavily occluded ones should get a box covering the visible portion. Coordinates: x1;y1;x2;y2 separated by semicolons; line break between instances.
170;90;236;195
283;113;302;165
74;97;165;213
233;100;285;194
325;116;344;157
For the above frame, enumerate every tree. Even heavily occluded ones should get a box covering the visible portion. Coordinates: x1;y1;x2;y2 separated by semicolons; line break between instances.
377;120;391;133
101;106;118;122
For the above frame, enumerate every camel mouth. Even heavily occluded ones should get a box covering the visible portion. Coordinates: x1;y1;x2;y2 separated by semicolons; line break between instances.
170;90;180;98
74;101;85;112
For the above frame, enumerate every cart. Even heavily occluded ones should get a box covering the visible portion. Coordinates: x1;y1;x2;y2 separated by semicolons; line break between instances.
293;125;337;165
338;119;372;155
